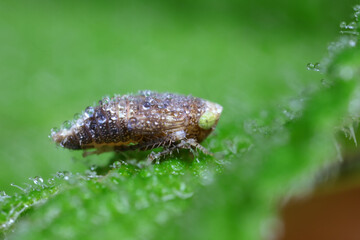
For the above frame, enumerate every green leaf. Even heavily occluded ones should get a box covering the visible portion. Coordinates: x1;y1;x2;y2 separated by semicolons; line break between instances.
2;2;360;240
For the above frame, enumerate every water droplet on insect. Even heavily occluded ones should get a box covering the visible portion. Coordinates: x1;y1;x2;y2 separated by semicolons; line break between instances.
149;98;156;106
95;111;107;124
143;101;151;110
151;112;159;119
61;120;73;130
128;117;137;129
140;90;153;97
73;113;82;120
100;96;111;105
50;127;60;136
118;110;125;118
90;165;97;171
110;114;118;120
157;103;163;109
84;106;95;118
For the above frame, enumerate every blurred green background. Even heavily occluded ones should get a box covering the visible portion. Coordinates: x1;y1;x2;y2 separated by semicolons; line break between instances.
0;0;357;195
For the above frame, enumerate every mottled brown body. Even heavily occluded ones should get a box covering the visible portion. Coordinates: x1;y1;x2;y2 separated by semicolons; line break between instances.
51;91;222;160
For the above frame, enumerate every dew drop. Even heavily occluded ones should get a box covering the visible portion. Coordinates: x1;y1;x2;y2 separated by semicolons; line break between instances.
73;113;82;120
101;96;111;105
84;106;95;118
61;120;73;130
149;98;157;106
32;176;44;185
110;161;122;169
356;11;360;20
349;22;357;30
139;90;153;97
128;117;138;129
85;170;98;179
321;79;332;88
349;39;357;47
50;127;60;136
340;21;347;29
170;162;184;171
95;111;107;124
118;110;125;118
339;21;359;35
306;62;320;71
282;109;295;120
47;178;55;185
143;101;151;110
340;21;357;30
5;218;15;228
110;114;118;120
314;63;320;71
55;171;66;179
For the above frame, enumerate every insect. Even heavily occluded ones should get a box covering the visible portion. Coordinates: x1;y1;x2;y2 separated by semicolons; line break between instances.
50;90;223;162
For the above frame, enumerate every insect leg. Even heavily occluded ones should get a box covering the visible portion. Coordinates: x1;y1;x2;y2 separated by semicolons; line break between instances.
147;144;179;164
177;139;213;156
146;139;213;163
